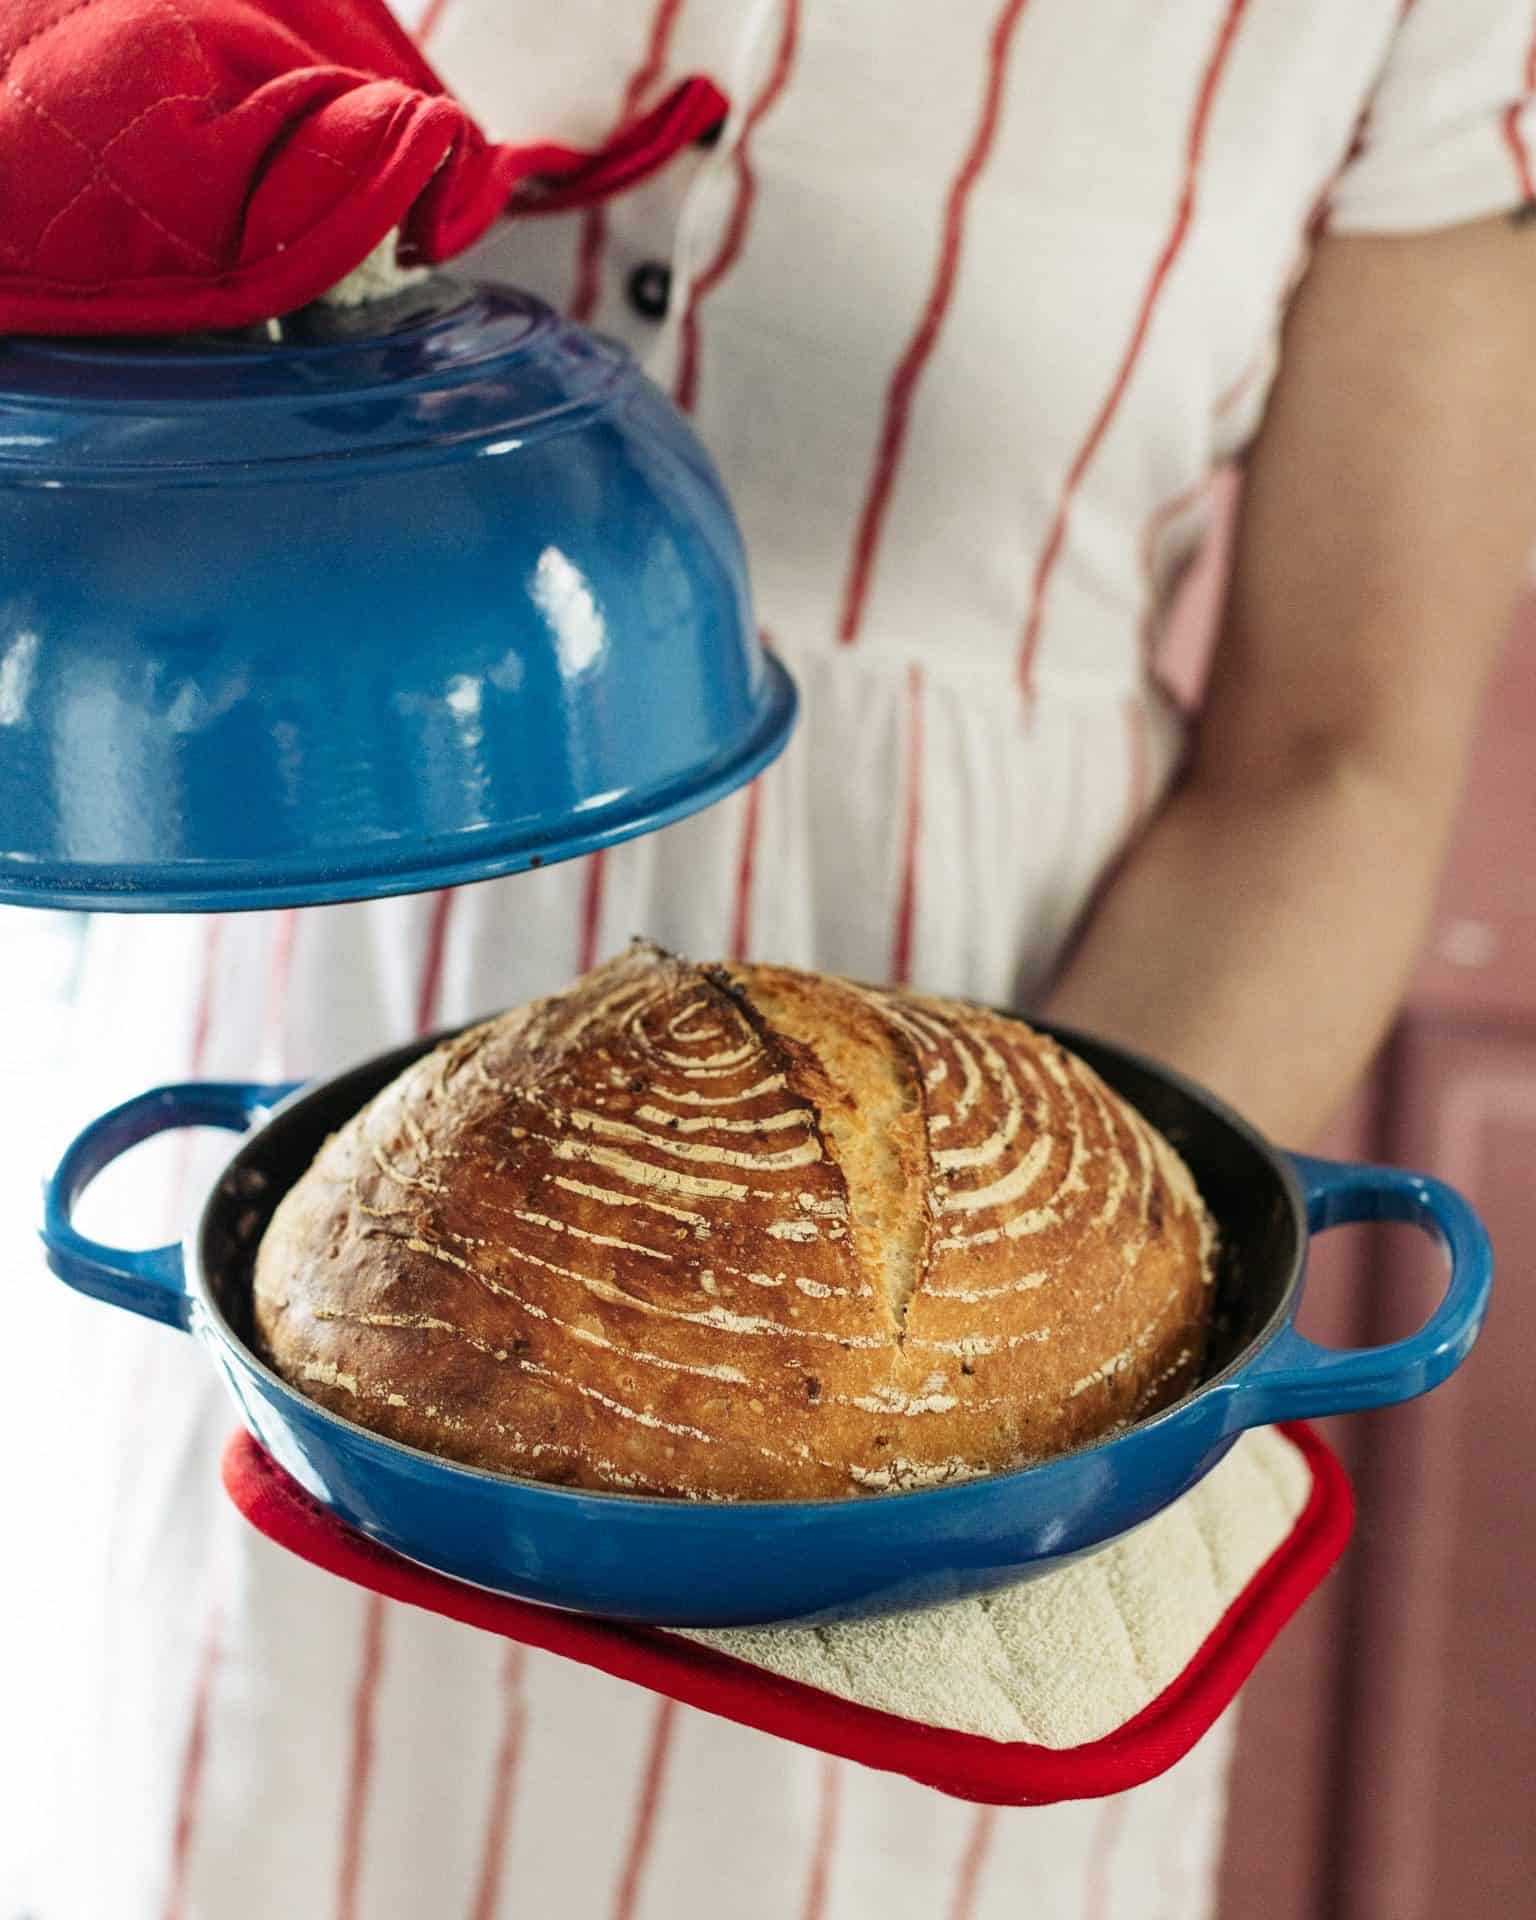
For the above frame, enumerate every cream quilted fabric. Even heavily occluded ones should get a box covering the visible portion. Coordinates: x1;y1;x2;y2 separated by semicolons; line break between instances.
681;1426;1311;1747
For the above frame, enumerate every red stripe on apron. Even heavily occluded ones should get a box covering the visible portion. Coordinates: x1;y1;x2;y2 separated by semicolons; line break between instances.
611;1697;679;1920
1502;16;1536;202
166;915;227;1250
1152;1800;1195;1920
728;778;764;962
335;1593;388;1920
725;629;780;962
262;910;300;1071
415;892;457;1033
159;1606;223;1920
415;0;454;46
578;853;609;974
889;664;924;987
334;911;459;1916
1017;0;1252;702
469;1647;528;1920
673;0;801;413
1082;1794;1131;1920
570;0;686;323
946;1806;998;1920
799;1757;842;1920
837;0;1033;645
1137;474;1212;670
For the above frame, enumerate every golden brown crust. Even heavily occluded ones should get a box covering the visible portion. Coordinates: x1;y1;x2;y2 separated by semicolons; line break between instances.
253;944;1216;1500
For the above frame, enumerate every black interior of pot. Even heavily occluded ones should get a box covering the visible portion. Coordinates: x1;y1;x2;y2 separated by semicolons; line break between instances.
202;1020;1306;1403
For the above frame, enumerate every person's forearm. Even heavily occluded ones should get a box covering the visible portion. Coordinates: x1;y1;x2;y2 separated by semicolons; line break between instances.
1037;745;1459;1147
1041;215;1536;1145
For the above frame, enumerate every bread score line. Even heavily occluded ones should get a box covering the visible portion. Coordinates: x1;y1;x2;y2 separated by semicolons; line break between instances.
254;945;1217;1501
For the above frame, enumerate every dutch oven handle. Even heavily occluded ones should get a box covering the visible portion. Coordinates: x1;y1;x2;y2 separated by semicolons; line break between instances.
1225;1153;1494;1427
41;1082;300;1330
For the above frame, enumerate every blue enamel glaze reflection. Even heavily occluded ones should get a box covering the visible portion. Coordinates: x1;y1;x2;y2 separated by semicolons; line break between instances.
0;278;794;910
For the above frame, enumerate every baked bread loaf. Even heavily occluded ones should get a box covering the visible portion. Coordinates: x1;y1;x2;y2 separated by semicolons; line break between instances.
254;945;1216;1500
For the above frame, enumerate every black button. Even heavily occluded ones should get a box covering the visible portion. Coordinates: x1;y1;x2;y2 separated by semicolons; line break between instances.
627;260;673;321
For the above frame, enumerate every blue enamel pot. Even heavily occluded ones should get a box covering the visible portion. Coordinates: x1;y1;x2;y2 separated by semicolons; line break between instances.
41;1021;1491;1627
0;276;794;912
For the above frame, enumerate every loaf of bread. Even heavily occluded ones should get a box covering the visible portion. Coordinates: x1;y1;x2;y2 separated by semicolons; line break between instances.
253;945;1216;1500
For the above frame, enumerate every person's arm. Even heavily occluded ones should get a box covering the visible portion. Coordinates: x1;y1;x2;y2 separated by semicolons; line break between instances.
1040;214;1536;1146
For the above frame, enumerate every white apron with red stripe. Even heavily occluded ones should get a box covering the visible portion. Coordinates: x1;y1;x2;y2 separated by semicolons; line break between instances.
14;2;1536;1915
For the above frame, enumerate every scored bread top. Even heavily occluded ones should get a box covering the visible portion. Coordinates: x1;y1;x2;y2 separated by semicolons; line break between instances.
253;944;1216;1500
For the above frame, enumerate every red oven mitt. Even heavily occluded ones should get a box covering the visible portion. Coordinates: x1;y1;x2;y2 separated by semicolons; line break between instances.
0;0;725;336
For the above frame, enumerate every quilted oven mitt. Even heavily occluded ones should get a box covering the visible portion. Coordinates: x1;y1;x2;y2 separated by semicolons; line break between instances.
226;1422;1351;1805
0;0;724;336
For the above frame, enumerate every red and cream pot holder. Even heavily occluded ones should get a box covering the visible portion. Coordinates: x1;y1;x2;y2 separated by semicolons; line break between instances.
225;1421;1351;1806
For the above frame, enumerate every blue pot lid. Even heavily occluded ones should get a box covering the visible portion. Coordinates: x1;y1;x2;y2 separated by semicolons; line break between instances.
0;277;794;912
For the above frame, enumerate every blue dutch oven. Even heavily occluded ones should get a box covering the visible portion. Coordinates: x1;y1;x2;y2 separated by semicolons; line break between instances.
41;1020;1491;1627
0;275;794;911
